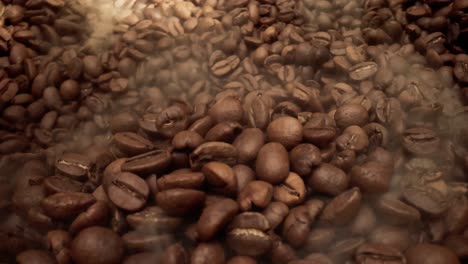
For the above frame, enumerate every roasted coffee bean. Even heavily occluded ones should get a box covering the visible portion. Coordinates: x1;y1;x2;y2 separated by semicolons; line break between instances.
402;127;440;155
267;116;303;149
197;198;239;241
334;104;369;129
233;128;265;164
113;132;154;155
156;188;206;216
202;162;238;195
46;229;72;264
227;256;257;264
107;172;149;211
256;143;290;184
308;163;349;196
121;149;172;175
157;171;205;191
71;227;124;264
69;201;109;234
376;194;421;225
209;96;244;124
282;205;312;248
238;181;274;211
172;130;204;150
289;144;322;176
205;121;243;143
41;192;95;220
328;236;366;263
43;175;83;194
349;62;378;81
405;243;460;264
302;113;337;148
190;142;238;170
127;206;182;232
320;187;361;225
351;161;392;193
273;172;306;206
226;212;272;256
16;249;56;264
304;227;336;252
55;153;91;181
191;242;225;264
336;125;369;153
355;243;405;264
122;230;174;252
157;105;190;138
262;202;289;230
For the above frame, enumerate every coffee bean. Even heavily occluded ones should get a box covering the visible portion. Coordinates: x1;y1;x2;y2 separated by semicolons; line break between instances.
238;181;273;211
273;172;306;206
282;205;312;248
113;132;154;155
157;171;205;191
16;249;56;264
302;113;337;148
122;230;173;252
226;213;272;256
334;104;369;129
43;175;83;194
227;256;257;264
122;149;172;175
202;162;238;195
405;243;460;264
308;163;349;196
156;188;205;216
197;198;239;241
336;125;369;153
69;201;109;234
209;96;244;124
356;243;405;264
256;143;290;184
266;116;303;149
289;144;322;176
40;192;95;220
402;127;440;155
71;227;124;264
191;242;225;264
107;172;149;211
320;187;361;225
190;142;238;170
376;194;421;225
233;128;265;164
351;161;392;194
205;121;243;143
55;153;91;181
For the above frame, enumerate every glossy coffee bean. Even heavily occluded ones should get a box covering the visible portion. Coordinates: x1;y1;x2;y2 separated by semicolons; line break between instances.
256;143;290;184
267;116;303;149
70;227;124;264
107;172;149;211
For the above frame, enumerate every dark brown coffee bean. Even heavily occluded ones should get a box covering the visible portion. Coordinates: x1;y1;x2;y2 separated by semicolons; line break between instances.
16;249;55;264
320;187;361;225
159;243;188;264
41;192;95;220
445;195;468;234
289;144;322;176
304;227;336;252
334;104;369;129
156;188;205;216
197;198;239;241
270;239;298;264
330;149;356;172
46;229;72;264
110;111;139;134
256;143;290;184
157;171;205;191
262;202;289;230
328;236;365;263
190;142;238;170
107;172;149;211
127;206;182;232
233;165;255;194
238;181;274;211
211;55;240;77
122;149;172;175
172;130;204;150
157;104;190;138
226;213;272;256
369;225;412;252
336;125;369;153
349;61;378;81
71;227;124;264
267;116;303;150
356;243;405;264
402;127;440;155
308;163;349;196
188;116;214;137
273;172;306;206
209;96;244;124
191;242;225;264
402;182;448;216
82;55;103;78
405;243;460;264
113;132;154;155
233;128;265;164
283;205;312;248
227;256;257;264
202;162;238;195
55;153;91;181
59;79;80;101
44;175;83;194
350;205;377;236
376;194;421;225
351;161;392;194
69;201;109;234
124;252;161;264
302;113;337;148
122;230;173;252
205;121;243;143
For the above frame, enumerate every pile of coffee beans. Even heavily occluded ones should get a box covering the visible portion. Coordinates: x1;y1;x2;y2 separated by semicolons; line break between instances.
1;0;468;263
